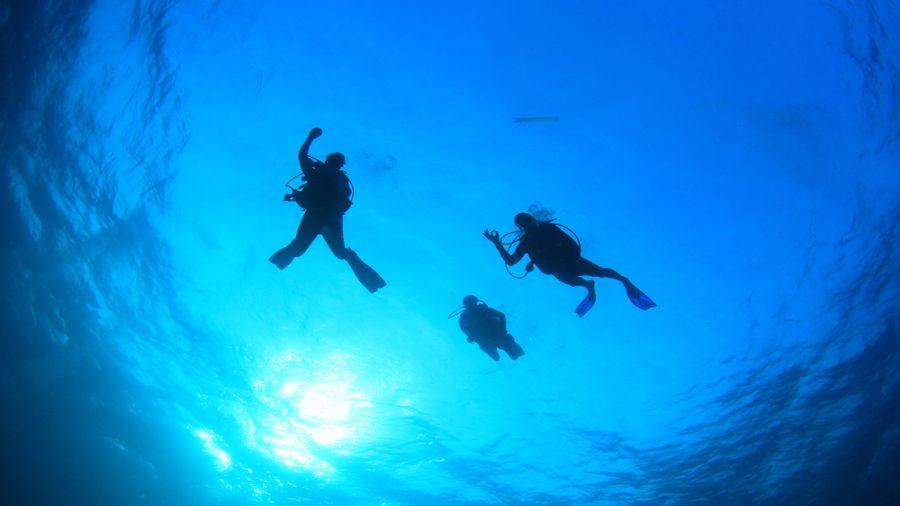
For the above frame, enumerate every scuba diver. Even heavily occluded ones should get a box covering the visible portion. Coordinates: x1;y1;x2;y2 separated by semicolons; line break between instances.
269;127;386;293
483;212;655;316
450;295;524;361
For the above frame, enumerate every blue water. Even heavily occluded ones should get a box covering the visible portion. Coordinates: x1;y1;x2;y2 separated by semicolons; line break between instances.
2;1;899;505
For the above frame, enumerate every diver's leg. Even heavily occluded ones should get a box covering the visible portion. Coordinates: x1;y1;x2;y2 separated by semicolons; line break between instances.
574;258;630;284
321;215;348;260
291;212;323;256
478;343;501;361
554;271;597;317
333;218;386;293
572;258;656;310
269;213;320;269
498;333;525;360
554;272;593;289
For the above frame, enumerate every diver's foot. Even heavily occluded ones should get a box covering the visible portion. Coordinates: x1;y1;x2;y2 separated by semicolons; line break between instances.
575;281;597;317
269;249;293;270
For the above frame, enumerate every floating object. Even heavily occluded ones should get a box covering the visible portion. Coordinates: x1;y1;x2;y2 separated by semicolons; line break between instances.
514;116;559;123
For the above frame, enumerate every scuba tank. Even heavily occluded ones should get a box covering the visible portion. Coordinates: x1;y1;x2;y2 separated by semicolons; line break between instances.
283;156;354;212
499;219;582;279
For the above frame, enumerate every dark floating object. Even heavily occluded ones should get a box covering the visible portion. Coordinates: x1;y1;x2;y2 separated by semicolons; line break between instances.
514;116;559;123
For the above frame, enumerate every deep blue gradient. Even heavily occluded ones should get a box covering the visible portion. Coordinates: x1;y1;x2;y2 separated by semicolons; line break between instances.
2;1;899;505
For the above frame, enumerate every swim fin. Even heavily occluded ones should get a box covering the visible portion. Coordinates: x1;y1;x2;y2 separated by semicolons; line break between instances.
506;343;525;360
575;288;596;317
345;249;386;293
478;344;501;361
501;334;525;360
269;247;294;270
625;283;656;310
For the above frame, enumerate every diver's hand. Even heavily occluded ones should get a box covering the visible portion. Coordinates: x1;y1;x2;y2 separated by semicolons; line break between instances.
483;229;500;244
283;193;294;201
308;127;323;139
525;261;535;272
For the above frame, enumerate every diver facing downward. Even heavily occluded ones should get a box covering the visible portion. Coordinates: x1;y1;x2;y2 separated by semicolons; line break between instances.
484;212;655;316
269;127;386;293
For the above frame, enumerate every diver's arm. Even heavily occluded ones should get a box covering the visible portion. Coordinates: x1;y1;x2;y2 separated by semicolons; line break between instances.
298;127;322;176
483;229;525;265
503;243;527;265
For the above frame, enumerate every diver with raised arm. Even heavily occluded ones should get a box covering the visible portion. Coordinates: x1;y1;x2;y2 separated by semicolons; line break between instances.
269;127;386;293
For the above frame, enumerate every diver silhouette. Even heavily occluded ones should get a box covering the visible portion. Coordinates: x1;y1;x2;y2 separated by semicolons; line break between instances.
269;127;386;293
484;212;655;316
450;295;524;361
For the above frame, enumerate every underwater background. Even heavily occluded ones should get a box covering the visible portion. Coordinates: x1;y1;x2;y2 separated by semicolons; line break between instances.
2;1;899;505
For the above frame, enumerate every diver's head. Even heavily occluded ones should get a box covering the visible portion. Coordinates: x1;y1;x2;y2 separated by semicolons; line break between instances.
462;295;479;308
325;152;346;169
514;212;538;232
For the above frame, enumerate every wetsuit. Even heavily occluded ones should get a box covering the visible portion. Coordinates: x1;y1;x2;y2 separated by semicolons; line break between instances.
459;304;524;361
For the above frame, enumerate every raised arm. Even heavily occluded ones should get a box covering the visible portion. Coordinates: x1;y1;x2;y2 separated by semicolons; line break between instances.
298;127;323;176
483;229;526;266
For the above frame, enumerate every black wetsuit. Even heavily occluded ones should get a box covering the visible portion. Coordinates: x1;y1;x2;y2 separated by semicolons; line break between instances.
518;222;581;275
459;304;524;361
282;166;352;259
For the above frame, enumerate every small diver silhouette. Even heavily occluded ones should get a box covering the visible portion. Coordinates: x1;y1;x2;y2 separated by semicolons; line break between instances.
450;295;525;361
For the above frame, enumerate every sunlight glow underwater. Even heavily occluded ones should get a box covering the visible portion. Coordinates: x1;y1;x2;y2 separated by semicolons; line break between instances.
237;351;373;475
194;428;232;471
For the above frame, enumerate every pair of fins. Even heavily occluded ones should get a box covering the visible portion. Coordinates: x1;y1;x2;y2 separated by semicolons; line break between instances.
269;247;386;293
574;282;657;317
476;333;525;361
